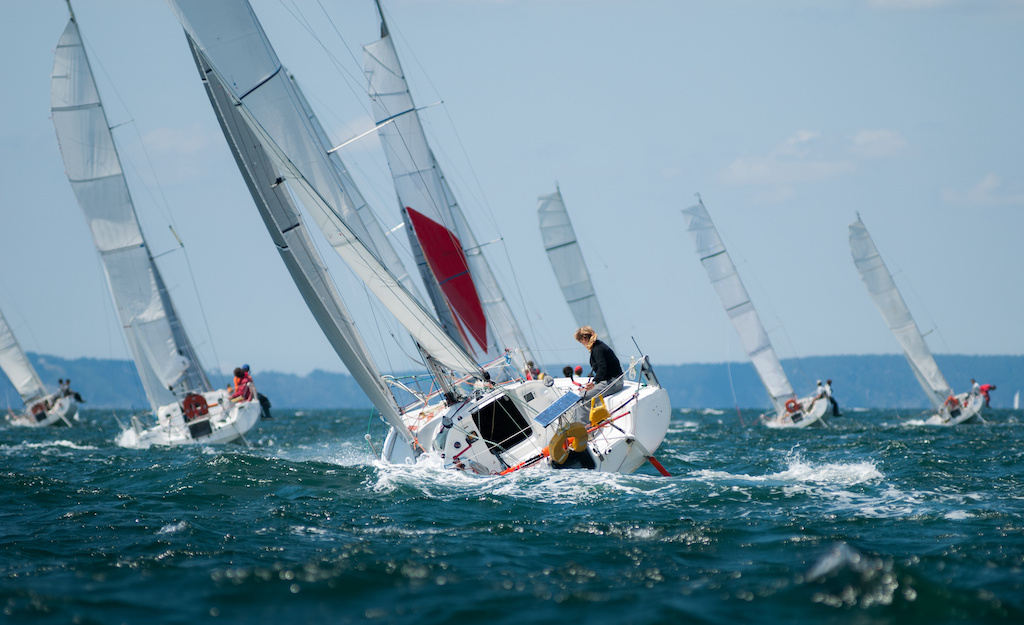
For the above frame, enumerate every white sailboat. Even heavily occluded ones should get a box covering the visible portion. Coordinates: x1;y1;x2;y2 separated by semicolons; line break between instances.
682;199;828;428
0;307;78;427
1014;390;1019;411
849;214;983;425
537;186;615;353
50;6;262;448
169;0;672;474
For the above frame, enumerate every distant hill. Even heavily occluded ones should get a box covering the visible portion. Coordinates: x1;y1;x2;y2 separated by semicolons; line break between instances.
2;353;1020;411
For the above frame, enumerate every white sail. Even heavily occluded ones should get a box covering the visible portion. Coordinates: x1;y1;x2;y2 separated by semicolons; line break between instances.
1014;391;1019;410
682;200;795;415
364;10;535;372
0;307;48;403
537;187;614;352
848;215;952;410
168;0;483;378
50;17;210;413
185;36;412;443
291;73;423;305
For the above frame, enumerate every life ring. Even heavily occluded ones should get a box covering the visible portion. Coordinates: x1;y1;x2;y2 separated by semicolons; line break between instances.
182;393;209;421
548;422;589;465
785;398;800;413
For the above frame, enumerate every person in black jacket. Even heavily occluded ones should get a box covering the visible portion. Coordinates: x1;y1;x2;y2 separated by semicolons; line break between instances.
573;325;624;423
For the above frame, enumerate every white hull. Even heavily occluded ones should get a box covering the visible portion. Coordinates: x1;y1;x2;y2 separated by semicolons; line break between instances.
382;369;671;475
924;392;985;426
116;388;261;449
761;394;829;429
6;393;78;428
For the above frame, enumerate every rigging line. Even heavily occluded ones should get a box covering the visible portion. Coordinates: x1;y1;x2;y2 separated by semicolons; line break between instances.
376;3;500;236
275;0;376;121
166;226;222;382
724;323;745;426
77;21;178;235
325;101;441;154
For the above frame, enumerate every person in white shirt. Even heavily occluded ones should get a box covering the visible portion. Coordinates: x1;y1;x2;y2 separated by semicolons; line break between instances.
824;379;842;416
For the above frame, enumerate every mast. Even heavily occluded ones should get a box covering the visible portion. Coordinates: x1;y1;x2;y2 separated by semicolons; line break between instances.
848;213;952;409
51;14;210;414
167;0;485;382
185;34;413;443
682;199;796;416
364;5;536;374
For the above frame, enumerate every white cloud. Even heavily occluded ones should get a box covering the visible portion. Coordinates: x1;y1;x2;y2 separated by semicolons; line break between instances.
851;129;907;158
941;174;1024;206
719;130;854;189
136;123;217;183
142;123;210;157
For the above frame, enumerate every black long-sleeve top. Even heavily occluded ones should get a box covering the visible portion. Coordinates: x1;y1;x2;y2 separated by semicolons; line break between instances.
589;340;623;384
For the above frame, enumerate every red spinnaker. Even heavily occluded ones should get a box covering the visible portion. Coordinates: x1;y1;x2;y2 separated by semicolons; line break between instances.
405;207;488;350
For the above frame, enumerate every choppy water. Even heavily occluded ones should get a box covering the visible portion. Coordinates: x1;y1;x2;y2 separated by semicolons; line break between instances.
2;407;1023;624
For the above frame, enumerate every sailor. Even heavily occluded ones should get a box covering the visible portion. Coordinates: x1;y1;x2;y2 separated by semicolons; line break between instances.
824;379;842;416
811;380;825;402
230;367;254;402
573;325;623;423
978;383;996;408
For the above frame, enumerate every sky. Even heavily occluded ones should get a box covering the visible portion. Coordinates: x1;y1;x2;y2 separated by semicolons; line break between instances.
0;0;1022;391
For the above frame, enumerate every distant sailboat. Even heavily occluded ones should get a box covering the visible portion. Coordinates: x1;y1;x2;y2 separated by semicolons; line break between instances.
682;199;828;428
170;0;672;474
50;6;262;447
848;214;983;425
538;186;615;353
1014;390;1020;411
0;307;77;427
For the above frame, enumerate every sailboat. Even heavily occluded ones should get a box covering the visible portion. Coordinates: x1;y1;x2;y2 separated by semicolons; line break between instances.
50;6;262;448
537;186;615;353
1014;391;1019;411
848;214;983;425
0;306;78;427
168;0;672;474
682;199;828;428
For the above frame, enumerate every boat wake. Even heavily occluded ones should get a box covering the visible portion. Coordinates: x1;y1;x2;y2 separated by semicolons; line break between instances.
369;451;675;504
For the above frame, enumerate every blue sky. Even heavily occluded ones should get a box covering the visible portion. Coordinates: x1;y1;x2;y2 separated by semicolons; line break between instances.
0;0;1022;392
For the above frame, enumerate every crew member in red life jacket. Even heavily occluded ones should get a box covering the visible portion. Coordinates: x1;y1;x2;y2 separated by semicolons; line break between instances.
979;383;996;408
230;366;254;402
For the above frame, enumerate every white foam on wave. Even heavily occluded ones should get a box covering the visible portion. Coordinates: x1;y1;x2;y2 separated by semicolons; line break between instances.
369;451;673;505
0;439;98;453
157;520;187;535
692;452;883;487
264;438;378;468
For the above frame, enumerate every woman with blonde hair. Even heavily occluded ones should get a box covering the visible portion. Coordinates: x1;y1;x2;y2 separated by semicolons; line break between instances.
573;325;623;422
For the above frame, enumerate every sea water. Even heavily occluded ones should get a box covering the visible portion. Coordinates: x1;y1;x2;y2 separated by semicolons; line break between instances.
2;408;1022;624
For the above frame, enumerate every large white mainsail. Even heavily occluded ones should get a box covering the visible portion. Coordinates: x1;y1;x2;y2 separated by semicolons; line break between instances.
682;199;795;417
167;0;483;380
50;15;210;414
185;35;412;443
0;307;48;404
364;5;535;372
537;187;614;352
848;214;952;410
